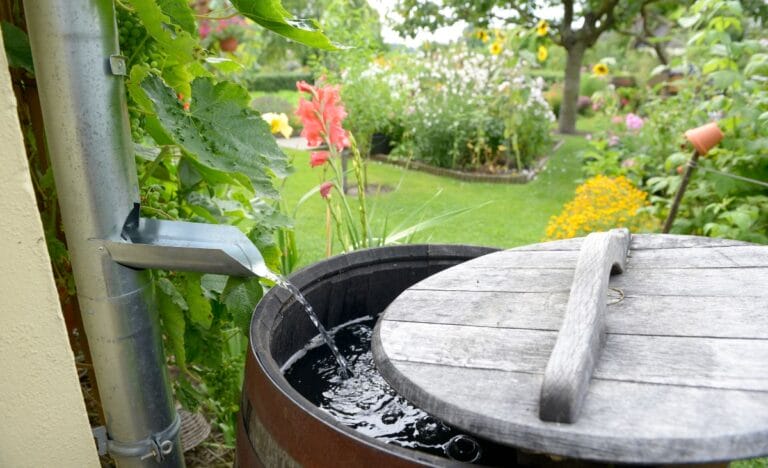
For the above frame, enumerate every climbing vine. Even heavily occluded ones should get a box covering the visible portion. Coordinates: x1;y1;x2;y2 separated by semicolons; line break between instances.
109;0;338;444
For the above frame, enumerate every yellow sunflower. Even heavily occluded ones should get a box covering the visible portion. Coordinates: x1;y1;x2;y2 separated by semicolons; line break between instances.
536;19;549;37
476;29;490;43
489;41;503;55
537;45;548;62
592;63;609;76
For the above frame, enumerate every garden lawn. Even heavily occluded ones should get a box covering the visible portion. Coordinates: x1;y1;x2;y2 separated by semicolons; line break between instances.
280;131;593;269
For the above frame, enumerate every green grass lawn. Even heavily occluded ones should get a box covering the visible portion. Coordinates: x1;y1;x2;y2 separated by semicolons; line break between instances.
280;124;598;269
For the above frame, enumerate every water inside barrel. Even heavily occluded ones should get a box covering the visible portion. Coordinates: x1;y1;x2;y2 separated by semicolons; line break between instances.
282;316;511;464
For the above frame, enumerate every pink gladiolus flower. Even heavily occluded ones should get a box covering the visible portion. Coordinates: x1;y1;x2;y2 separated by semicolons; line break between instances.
295;81;349;151
199;21;211;39
310;151;330;167
625;113;644;131
319;181;333;199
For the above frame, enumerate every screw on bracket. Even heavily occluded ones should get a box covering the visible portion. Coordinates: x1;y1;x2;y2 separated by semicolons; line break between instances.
109;55;127;76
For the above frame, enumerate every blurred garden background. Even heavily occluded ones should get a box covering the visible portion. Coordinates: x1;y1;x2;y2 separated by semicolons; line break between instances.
6;0;766;464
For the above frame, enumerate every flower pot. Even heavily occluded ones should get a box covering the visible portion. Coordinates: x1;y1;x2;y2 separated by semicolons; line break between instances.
684;122;724;155
219;36;238;52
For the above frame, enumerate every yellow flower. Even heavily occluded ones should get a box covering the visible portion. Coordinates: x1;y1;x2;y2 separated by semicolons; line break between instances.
544;175;654;240
592;63;609;76
536;19;549;37
494;29;506;41
476;29;490;43
537;45;548;62
262;112;293;139
489;41;503;55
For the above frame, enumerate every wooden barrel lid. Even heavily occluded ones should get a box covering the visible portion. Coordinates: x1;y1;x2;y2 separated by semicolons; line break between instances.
372;234;768;464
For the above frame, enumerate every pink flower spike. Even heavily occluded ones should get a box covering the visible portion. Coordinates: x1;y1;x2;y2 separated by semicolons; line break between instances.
296;80;316;95
319;181;333;199
625;113;644;131
310;151;330;167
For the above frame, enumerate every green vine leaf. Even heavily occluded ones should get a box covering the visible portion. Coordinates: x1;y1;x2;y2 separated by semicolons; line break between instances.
230;0;341;50
183;273;213;329
128;0;200;66
222;277;264;336
156;279;188;371
141;74;289;197
157;0;197;35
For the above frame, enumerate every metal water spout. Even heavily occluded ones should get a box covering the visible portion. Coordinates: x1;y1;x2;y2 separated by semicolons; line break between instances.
23;1;267;466
107;205;271;278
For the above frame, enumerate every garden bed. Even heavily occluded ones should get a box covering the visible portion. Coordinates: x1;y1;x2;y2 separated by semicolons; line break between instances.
368;140;559;185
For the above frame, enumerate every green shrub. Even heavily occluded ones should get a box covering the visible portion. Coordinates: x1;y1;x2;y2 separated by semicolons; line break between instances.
392;44;554;170
580;0;768;243
544;83;563;118
580;73;609;97
248;71;314;92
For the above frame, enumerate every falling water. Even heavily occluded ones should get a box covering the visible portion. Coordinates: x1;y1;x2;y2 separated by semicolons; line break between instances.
272;275;352;378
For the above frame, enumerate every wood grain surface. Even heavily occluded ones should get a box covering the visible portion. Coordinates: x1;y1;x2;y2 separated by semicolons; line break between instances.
373;234;768;463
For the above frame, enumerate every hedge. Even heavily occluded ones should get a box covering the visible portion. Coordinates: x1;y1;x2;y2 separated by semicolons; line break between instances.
247;71;314;92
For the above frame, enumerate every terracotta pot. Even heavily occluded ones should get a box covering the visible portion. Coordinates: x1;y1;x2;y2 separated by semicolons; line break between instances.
219;36;238;52
684;122;724;155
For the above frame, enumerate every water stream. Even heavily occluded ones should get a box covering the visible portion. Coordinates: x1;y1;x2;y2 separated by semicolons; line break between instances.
272;275;352;378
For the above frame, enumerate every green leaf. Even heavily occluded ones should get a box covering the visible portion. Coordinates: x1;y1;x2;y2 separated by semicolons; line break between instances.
205;57;245;73
678;14;700;28
157;281;187;371
141;74;289;197
157;277;188;310
1;21;34;74
230;0;340;50
709;70;741;89
128;0;200;65
157;0;197;35
745;54;768;78
183;273;213;329
222;277;263;335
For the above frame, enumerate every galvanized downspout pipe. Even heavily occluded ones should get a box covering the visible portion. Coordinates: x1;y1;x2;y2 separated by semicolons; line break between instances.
23;1;183;466
24;1;271;465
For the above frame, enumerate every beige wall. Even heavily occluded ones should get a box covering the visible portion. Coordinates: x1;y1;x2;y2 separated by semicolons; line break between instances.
0;35;99;467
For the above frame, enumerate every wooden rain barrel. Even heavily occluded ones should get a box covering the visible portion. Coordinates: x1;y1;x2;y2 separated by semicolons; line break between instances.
374;231;768;465
236;244;501;467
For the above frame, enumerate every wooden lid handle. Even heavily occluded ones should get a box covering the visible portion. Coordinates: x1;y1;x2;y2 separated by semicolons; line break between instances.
539;228;631;423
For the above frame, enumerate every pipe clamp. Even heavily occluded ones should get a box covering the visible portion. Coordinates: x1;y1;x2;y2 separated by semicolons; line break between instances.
96;412;181;462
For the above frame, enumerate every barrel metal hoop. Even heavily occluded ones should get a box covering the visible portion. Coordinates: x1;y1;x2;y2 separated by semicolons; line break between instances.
106;412;181;462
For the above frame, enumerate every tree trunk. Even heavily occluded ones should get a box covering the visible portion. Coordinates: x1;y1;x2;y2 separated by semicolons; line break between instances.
558;44;586;134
